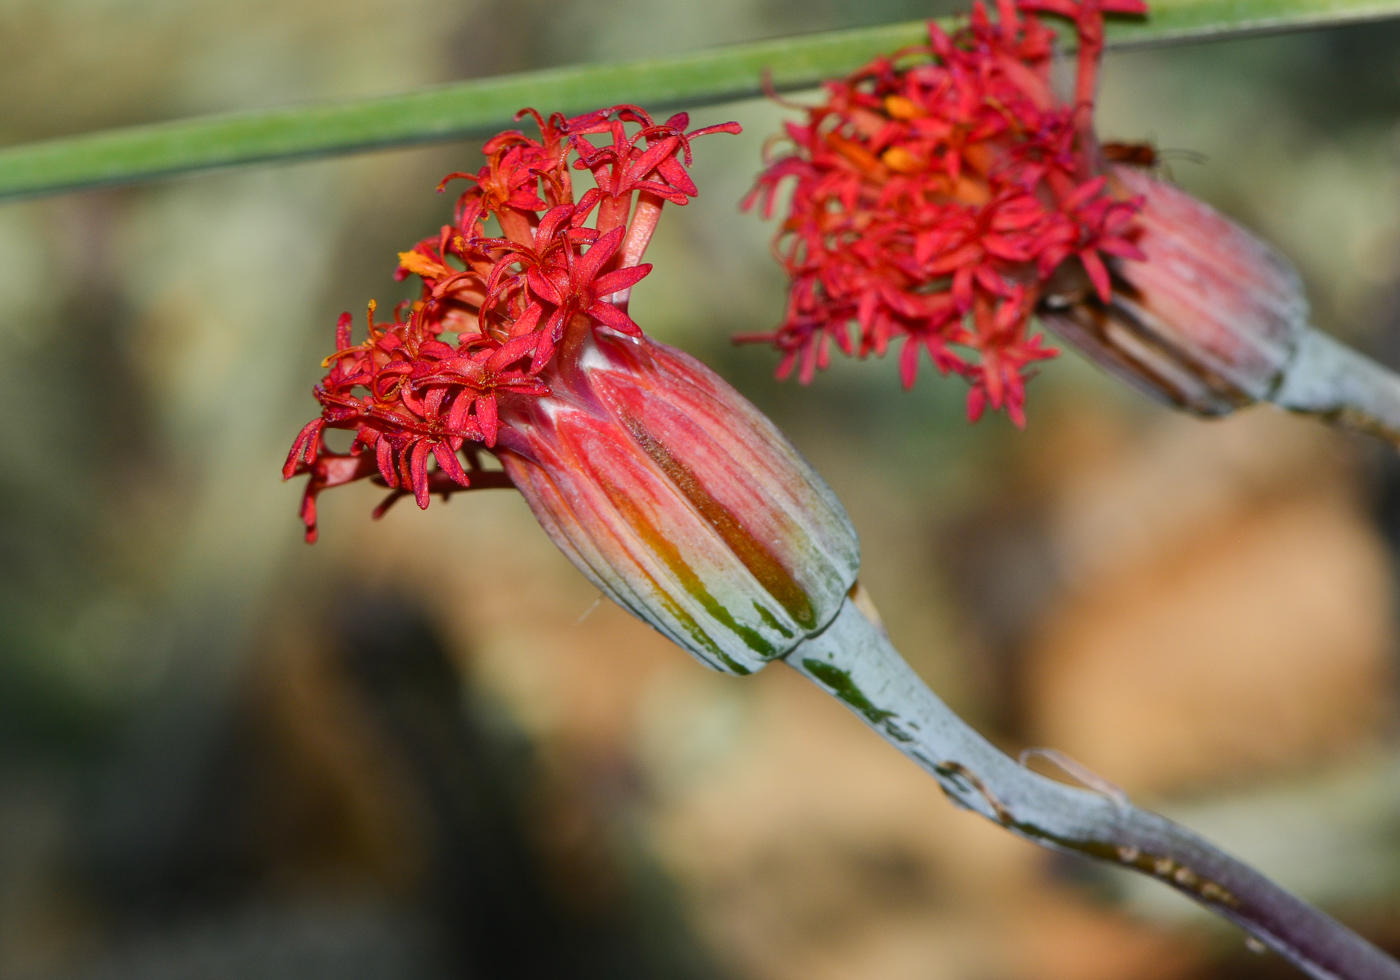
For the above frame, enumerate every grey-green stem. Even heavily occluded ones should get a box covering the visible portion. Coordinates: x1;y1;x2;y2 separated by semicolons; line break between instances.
1272;329;1400;447
785;598;1400;980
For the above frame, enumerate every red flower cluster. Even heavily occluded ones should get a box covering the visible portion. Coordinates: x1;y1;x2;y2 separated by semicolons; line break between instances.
284;106;740;541
742;0;1147;425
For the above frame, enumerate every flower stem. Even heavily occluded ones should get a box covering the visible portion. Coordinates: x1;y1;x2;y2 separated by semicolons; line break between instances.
4;0;1400;201
787;598;1400;980
1272;329;1400;448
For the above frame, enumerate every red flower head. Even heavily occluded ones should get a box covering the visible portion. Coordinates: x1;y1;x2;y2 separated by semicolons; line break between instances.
742;0;1147;426
284;107;860;676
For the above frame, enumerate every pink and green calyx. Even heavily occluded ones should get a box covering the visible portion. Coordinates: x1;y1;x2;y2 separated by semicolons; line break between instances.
284;105;860;675
743;0;1148;426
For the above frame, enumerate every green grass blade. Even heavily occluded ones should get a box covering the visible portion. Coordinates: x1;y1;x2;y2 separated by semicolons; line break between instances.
2;0;1397;202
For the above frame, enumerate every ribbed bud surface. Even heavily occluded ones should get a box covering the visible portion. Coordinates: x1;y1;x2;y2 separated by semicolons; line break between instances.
1041;165;1310;416
499;330;861;676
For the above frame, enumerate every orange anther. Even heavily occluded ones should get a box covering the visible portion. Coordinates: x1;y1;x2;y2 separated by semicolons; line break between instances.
884;95;923;120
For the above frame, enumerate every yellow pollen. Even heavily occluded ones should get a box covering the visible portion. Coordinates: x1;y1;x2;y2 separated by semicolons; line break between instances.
952;176;992;205
884;95;923;120
366;298;383;339
826;133;883;174
398;251;451;280
881;147;924;174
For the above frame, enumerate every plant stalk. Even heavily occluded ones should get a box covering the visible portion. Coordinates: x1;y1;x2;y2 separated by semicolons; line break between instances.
787;598;1400;980
1271;329;1400;448
4;0;1400;201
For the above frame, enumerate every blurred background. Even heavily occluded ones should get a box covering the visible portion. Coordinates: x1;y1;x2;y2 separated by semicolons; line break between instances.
3;0;1400;977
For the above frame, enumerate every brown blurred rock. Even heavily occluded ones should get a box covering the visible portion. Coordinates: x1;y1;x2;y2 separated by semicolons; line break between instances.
1022;408;1396;795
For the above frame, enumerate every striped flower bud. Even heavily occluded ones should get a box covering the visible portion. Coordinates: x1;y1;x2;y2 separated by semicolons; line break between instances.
1038;163;1309;416
498;325;859;675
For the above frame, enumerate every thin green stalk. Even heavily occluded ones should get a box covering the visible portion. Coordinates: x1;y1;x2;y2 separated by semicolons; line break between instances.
2;0;1399;201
